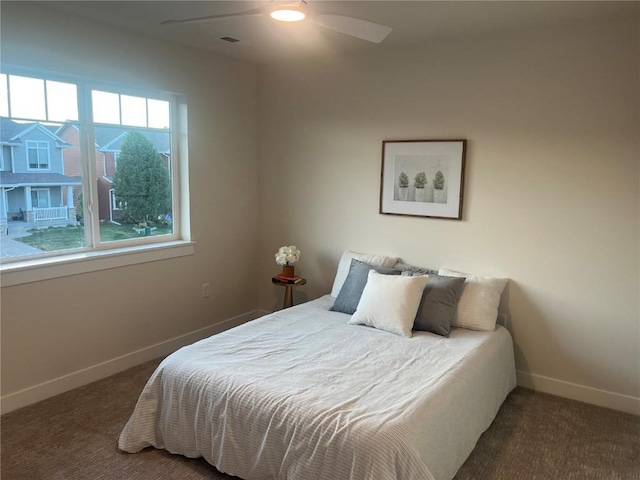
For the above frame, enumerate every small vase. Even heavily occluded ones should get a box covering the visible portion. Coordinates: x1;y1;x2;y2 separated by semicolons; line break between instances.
425;185;434;202
282;265;295;277
434;189;447;204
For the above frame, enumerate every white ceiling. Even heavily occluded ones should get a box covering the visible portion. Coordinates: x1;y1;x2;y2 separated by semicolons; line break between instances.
45;1;635;65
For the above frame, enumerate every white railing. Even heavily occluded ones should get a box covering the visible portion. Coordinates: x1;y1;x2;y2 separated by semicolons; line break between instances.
33;207;68;222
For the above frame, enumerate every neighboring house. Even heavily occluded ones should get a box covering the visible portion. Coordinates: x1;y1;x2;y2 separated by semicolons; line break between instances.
56;123;170;222
56;123;108;222
0;117;80;226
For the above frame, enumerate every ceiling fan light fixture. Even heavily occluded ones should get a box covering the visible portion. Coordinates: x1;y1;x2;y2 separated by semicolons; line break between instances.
270;9;306;22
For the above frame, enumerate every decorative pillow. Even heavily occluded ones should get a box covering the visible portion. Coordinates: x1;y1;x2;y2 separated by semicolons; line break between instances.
394;262;438;276
438;268;508;331
348;271;429;337
330;250;399;298
330;259;401;315
411;274;466;337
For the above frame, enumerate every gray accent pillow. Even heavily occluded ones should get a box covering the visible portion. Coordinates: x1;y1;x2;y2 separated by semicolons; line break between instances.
330;259;400;315
394;262;439;276
407;273;466;337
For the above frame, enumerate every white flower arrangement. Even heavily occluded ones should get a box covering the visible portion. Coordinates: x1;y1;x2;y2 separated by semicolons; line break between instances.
275;245;301;266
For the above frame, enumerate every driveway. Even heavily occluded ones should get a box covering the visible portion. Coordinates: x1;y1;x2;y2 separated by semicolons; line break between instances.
1;221;46;259
1;236;44;259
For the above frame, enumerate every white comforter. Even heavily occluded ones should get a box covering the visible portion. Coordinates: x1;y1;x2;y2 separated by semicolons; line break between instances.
119;295;516;480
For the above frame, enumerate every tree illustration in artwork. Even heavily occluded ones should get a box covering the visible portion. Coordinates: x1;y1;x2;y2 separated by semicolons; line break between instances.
433;170;445;190
398;172;409;188
414;172;427;202
398;172;409;201
433;170;447;203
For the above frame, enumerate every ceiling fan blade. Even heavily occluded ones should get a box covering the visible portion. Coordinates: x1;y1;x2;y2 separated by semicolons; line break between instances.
310;14;392;43
161;6;266;26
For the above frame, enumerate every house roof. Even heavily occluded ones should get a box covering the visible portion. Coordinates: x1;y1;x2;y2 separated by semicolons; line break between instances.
0;117;27;142
54;122;82;139
2;117;170;154
0;117;72;148
0;172;82;187
94;126;170;154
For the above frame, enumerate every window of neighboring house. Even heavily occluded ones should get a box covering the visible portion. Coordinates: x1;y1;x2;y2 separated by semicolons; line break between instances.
31;188;50;208
0;69;190;279
109;189;123;211
26;140;50;169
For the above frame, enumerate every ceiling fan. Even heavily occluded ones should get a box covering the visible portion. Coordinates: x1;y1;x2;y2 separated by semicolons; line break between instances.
161;1;393;44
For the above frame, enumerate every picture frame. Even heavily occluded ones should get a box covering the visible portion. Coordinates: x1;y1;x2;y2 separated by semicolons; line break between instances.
379;139;466;220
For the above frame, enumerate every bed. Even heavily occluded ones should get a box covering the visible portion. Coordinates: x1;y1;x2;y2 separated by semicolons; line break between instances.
119;293;516;480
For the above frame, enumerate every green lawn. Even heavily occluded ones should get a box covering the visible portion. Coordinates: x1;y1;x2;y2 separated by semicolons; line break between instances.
17;223;173;251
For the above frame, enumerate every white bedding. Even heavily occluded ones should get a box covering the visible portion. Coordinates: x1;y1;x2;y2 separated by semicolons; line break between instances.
119;295;516;480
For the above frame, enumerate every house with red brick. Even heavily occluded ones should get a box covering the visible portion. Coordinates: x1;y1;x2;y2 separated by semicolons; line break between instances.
56;123;171;223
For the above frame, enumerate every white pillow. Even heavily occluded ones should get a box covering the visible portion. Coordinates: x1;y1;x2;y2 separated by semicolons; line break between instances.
330;250;399;298
348;271;429;337
438;268;508;331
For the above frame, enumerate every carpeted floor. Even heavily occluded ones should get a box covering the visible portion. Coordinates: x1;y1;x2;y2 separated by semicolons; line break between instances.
2;358;638;480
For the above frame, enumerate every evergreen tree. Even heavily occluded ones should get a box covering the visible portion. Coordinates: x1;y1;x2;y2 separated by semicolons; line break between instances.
398;172;409;188
433;170;445;190
414;172;427;188
113;131;171;224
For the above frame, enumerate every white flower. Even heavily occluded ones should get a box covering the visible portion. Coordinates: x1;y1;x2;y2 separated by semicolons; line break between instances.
275;245;301;265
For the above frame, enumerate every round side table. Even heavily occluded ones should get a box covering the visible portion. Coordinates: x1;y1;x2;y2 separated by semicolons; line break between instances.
272;277;307;309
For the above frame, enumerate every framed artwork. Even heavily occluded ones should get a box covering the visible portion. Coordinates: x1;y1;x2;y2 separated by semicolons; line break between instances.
379;139;466;220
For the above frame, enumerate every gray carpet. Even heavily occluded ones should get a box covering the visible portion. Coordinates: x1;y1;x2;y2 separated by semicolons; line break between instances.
2;358;638;479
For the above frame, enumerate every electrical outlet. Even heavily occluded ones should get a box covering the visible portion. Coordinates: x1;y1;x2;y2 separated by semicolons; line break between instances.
201;282;210;298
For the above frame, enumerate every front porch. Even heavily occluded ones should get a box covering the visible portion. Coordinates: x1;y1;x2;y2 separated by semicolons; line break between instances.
33;206;74;222
2;184;79;234
9;205;74;222
2;215;77;237
2;174;82;231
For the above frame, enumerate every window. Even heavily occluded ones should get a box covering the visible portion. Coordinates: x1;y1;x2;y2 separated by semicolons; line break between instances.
31;188;50;208
0;69;188;274
91;90;173;244
26;140;50;169
109;189;124;211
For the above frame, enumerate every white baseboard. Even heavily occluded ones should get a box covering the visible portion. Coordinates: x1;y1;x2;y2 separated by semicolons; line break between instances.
517;370;640;416
0;310;264;415
7;320;635;417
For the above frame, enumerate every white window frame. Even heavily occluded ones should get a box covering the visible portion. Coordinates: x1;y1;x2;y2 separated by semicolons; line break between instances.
26;140;50;170
0;67;193;286
109;188;122;211
31;187;51;208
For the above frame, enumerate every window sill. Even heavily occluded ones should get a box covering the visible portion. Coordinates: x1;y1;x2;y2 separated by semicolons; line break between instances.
0;240;196;287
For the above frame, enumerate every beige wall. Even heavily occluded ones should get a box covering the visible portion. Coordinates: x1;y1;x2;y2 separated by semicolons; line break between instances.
1;2;638;415
0;3;259;404
257;16;639;411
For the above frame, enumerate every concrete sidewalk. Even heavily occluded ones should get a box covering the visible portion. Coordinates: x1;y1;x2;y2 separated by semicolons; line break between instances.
1;236;44;259
1;221;50;259
1;220;79;260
